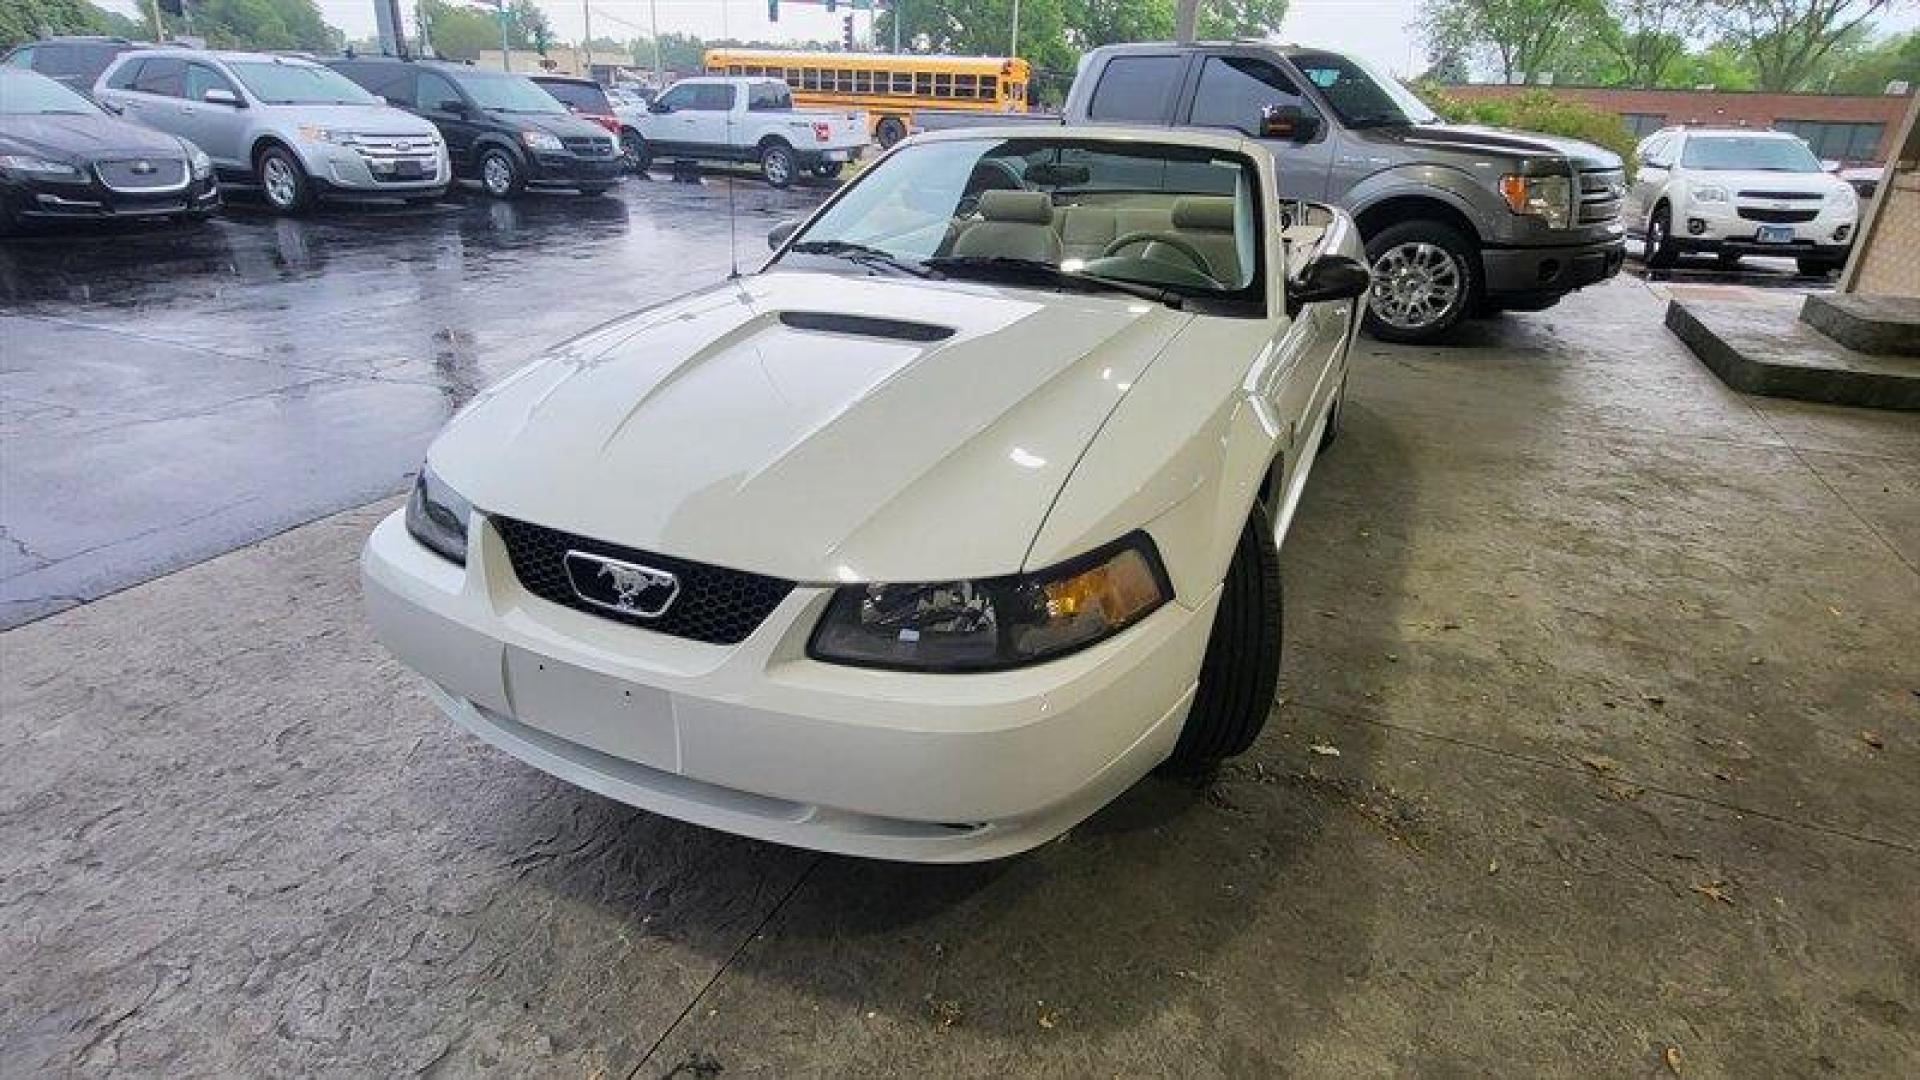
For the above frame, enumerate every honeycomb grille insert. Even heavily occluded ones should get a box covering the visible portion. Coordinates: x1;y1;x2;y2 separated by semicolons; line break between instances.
491;516;795;645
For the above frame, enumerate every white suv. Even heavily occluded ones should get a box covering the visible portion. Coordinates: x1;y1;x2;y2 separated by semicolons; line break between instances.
1628;127;1858;275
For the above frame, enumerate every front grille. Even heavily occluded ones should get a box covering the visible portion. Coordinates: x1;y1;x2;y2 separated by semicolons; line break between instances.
1738;207;1818;224
1576;167;1624;224
1737;190;1822;201
491;516;795;645
350;134;440;184
562;135;615;158
95;158;188;192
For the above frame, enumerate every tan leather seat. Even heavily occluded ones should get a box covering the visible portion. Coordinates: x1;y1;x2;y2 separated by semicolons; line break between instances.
951;190;1061;263
1056;196;1241;283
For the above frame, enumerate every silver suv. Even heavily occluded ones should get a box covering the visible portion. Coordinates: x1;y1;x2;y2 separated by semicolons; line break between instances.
94;49;449;213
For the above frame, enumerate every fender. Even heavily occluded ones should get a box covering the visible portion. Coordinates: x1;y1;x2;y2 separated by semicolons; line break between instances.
1343;163;1504;236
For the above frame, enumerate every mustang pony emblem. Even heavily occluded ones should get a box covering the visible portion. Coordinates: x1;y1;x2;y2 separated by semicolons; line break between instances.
562;550;680;618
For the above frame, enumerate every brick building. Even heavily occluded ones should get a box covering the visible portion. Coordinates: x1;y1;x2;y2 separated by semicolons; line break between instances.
1443;85;1915;164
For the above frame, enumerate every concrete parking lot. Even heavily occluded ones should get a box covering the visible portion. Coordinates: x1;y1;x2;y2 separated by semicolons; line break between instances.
2;194;1917;1076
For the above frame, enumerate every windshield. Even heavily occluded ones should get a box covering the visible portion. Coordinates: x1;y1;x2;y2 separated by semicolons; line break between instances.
0;69;99;114
1682;136;1823;173
456;72;566;113
780;136;1265;308
227;61;377;105
1289;50;1436;129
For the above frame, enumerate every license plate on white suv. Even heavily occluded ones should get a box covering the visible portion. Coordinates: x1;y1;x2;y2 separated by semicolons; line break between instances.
1757;225;1795;244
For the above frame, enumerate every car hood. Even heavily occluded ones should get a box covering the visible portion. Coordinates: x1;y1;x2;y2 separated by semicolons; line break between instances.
497;110;612;140
0;113;188;160
1679;169;1844;194
432;270;1194;584
1360;122;1622;171
298;103;439;137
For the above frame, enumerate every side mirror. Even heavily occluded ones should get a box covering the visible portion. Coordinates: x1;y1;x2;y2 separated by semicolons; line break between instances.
203;87;242;107
1289;253;1370;314
1260;103;1320;143
767;218;801;250
648;100;672;114
438;99;469;115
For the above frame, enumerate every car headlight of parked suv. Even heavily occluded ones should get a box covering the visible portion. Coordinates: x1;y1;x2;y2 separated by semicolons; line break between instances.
0;154;81;179
406;465;473;566
1692;185;1730;203
1827;185;1857;209
297;124;355;146
187;146;213;180
809;534;1172;671
521;129;565;152
1499;173;1571;229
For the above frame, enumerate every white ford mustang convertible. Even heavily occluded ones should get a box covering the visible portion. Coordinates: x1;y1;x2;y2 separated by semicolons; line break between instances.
363;126;1369;861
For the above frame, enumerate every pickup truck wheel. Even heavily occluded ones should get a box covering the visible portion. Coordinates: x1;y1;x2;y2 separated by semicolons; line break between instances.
479;147;525;198
1167;509;1282;767
621;129;650;173
875;116;907;147
1644;205;1679;268
256;145;313;214
1363;221;1476;344
760;143;796;188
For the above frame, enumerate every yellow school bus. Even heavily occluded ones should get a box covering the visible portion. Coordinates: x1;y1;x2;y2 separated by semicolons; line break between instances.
703;49;1030;148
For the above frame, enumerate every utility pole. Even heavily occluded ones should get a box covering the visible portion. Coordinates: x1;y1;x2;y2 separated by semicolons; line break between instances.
1010;0;1019;57
1174;0;1198;43
497;0;512;71
892;0;900;53
649;0;663;88
581;0;593;77
145;0;165;41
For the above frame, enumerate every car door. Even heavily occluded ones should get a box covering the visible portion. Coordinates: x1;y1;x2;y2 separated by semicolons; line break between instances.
1235;54;1337;202
112;56;191;139
180;61;246;166
646;82;699;154
1629;134;1673;228
677;84;737;156
416;70;477;175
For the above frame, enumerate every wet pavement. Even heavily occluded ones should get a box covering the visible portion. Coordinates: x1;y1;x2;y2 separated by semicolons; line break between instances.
0;177;827;628
2;277;1914;1076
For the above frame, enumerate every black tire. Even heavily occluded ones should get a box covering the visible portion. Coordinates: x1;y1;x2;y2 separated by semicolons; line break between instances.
875;116;907;148
1644;203;1679;268
812;161;845;180
1361;219;1478;345
759;141;796;188
1168;509;1283;766
255;144;314;214
1797;256;1844;276
621;128;650;173
478;145;525;198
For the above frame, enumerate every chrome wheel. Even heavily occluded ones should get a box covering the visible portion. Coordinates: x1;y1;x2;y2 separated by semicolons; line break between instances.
1369;241;1463;331
261;156;299;209
482;152;514;196
761;146;793;188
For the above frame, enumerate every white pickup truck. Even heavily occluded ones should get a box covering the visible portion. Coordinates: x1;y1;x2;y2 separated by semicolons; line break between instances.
622;77;868;188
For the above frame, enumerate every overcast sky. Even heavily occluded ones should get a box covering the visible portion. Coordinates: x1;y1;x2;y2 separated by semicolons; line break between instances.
101;0;1919;79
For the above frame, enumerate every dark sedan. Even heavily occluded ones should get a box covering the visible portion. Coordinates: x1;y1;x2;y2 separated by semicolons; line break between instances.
1;66;220;234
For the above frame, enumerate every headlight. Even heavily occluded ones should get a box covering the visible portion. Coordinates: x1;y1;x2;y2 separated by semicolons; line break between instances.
1692;185;1730;203
1499;173;1571;228
0;154;81;178
405;464;473;566
521;129;564;152
188;146;213;179
808;534;1171;671
296;124;353;146
1828;185;1857;208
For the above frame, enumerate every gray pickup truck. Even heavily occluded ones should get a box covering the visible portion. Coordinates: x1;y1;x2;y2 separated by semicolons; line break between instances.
919;43;1627;343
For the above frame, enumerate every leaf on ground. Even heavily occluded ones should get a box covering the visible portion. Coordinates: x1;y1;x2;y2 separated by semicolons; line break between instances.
1580;754;1618;775
1861;730;1884;750
1691;880;1734;906
1606;781;1645;801
1308;742;1342;757
1664;1045;1684;1075
1487;858;1499;875
1035;1002;1059;1030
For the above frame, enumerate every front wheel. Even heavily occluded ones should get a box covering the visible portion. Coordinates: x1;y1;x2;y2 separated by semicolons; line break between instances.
1362;220;1477;344
256;145;314;214
478;146;525;199
1644;205;1679;268
1167;509;1283;767
875;116;907;148
759;142;796;188
621;129;650;173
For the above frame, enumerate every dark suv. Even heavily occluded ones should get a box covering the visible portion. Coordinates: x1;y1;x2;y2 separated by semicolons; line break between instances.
2;36;164;98
326;57;623;198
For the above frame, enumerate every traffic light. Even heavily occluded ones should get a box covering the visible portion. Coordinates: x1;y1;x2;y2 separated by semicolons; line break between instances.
842;14;854;50
767;0;778;21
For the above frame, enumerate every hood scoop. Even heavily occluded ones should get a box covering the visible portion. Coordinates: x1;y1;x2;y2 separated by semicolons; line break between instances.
779;310;954;342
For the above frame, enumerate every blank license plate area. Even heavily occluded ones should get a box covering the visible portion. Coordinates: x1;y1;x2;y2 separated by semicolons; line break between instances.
1757;225;1795;244
504;646;676;768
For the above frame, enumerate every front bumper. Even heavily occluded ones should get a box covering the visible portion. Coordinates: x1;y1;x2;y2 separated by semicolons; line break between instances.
1482;235;1626;297
1669;199;1855;259
303;141;449;195
5;172;220;221
526;152;625;188
361;510;1215;862
796;146;863;167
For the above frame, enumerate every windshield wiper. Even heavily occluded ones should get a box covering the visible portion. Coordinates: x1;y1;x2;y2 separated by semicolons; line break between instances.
787;240;942;279
924;256;1185;309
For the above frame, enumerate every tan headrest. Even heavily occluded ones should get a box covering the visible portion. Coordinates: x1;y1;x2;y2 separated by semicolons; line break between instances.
1172;197;1234;232
978;190;1053;225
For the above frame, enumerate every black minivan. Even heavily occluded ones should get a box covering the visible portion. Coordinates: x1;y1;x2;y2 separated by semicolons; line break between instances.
326;57;623;198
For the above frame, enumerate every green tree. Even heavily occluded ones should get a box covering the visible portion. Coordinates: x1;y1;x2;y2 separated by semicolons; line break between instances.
2;1;138;49
1419;0;1609;84
1824;29;1920;92
1713;0;1900;91
164;0;338;51
1593;0;1706;87
1668;40;1760;88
